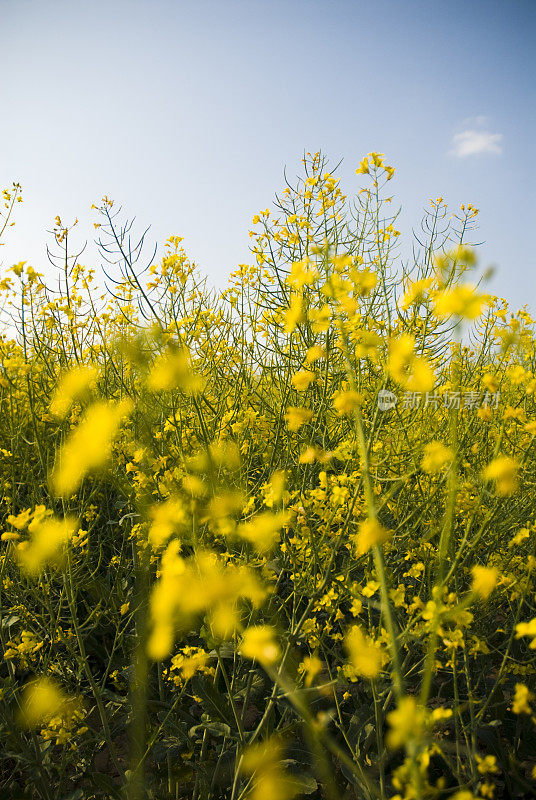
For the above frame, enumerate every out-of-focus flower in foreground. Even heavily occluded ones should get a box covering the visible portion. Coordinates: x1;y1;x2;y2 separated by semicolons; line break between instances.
17;677;67;728
483;455;519;496
49;366;98;418
17;515;77;576
52;398;133;496
240;626;281;666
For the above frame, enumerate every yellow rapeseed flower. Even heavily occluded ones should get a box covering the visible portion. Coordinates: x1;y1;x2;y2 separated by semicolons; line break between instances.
351;267;378;297
240;626;280;666
406;356;436;392
147;622;175;662
387;334;435;392
236;511;290;553
354;329;381;360
515;617;536;648
7;508;32;529
400;277;433;311
333;390;362;415
433;285;488;320
1;531;20;542
345;625;383;680
147;546;267;660
510;527;530;547
49;366;98;418
174;648;210;681
476;754;499;775
355;157;369;175
17;515;77;576
353;518;390;555
284;407;312;432
52;398;133;496
305;345;324;362
291;370;315;391
148;498;187;548
17;677;67;728
387;333;415;383
386;695;428;749
263;470;287;507
300;655;323;687
421;441;454;474
308;304;331;333
471;564;499;599
241;740;299;800
283;295;304;333
512;682;534;715
286;259;318;289
483;455;519;496
147;348;203;395
482;373;499;393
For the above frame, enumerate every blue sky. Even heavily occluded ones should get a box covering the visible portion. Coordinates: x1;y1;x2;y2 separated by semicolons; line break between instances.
1;0;535;310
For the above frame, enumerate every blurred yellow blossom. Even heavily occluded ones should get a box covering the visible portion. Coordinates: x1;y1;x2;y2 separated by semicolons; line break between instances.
300;655;323;687
512;682;534;715
334;390;362;415
240;626;280;666
283;295;304;333
305;345;324;362
49;366;98;418
400;277;433;311
148;498;187;548
147;348;203;395
353;518;391;555
236;511;290;553
434;285;488;320
483;455;519;496
515;617;536;648
386;696;428;749
284;407;312;432
471;565;499;599
345;625;383;680
291;370;315;391
387;334;435;392
17;677;68;728
421;441;454;474
52;399;133;496
241;739;299;800
17;515;76;576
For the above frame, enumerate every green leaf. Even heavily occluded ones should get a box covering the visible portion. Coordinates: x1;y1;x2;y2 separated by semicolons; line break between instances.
189;721;231;739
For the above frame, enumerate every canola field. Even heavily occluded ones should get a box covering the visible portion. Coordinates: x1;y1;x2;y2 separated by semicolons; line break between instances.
1;152;536;800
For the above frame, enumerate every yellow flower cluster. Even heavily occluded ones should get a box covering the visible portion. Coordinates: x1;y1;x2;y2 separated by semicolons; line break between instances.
147;545;267;660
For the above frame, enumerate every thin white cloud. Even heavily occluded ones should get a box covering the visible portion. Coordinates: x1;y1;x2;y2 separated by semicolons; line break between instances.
461;114;490;127
450;129;503;158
